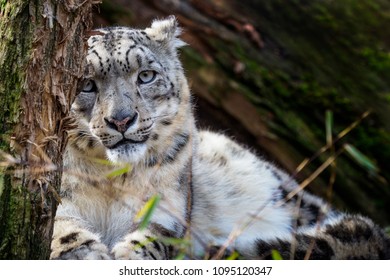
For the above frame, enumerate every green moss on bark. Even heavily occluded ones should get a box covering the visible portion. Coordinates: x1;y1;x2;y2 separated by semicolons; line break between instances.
0;1;37;259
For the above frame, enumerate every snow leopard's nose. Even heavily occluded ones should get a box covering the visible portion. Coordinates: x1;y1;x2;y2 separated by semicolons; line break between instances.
104;112;138;133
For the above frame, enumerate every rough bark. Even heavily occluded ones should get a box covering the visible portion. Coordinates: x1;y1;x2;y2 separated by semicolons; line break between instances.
0;0;96;259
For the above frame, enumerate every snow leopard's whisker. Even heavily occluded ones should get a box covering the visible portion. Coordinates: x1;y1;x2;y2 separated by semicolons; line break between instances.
149;114;171;121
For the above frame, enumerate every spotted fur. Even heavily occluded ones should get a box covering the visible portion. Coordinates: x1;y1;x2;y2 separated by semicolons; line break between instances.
50;16;390;260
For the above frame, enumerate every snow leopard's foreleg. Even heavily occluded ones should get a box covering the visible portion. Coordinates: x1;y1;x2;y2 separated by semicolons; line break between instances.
50;216;112;260
111;223;179;260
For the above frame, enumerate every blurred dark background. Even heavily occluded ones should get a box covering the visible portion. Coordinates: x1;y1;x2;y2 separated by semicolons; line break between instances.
93;0;390;226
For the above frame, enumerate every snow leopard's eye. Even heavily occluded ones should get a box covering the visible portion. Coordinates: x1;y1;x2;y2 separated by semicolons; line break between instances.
82;80;97;93
138;70;156;84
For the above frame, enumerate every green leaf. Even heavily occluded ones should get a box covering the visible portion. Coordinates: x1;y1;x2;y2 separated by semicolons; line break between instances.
226;251;240;260
271;249;283;260
174;252;187;260
161;237;191;246
344;144;379;174
91;158;116;166
384;226;390;237
325;110;333;145
106;163;132;178
131;236;156;250
136;195;161;230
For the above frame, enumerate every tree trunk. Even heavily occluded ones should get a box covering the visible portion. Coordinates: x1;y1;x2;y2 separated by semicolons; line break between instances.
0;0;96;259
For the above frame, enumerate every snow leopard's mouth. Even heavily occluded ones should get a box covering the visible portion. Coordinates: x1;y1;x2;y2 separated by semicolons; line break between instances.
108;135;150;150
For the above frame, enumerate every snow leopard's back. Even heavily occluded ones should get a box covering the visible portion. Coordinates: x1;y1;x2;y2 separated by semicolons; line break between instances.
191;131;390;259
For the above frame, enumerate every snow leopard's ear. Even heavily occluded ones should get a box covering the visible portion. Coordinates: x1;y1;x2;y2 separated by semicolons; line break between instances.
146;15;187;50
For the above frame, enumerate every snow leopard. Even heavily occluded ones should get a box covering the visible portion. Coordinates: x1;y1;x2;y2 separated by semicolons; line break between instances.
50;16;390;260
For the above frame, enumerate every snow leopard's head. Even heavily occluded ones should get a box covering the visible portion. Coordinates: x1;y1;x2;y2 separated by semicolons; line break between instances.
70;16;189;164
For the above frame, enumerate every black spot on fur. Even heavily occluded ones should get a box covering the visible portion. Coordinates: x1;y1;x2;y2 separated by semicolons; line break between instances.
146;155;159;168
205;246;233;259
148;251;158;260
271;170;282;181
131;240;141;246
58;239;95;258
325;217;373;243
306;238;334;259
278;186;297;205
152;240;163;252
256;239;289;259
91;50;102;60
136;54;142;68
161;119;173;126
163;133;189;164
279;187;289;200
294;250;307;260
217;155;228;166
80;239;96;248
378;236;390;259
87;139;95;148
60;232;79;244
257;235;335;260
150;223;177;238
58;248;75;258
303;203;321;225
354;223;374;240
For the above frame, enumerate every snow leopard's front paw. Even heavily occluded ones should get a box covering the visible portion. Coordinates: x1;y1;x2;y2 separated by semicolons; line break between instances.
50;231;112;260
112;230;172;260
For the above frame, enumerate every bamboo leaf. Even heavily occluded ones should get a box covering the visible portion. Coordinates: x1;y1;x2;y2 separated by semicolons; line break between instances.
91;157;116;166
384;226;390;237
174;252;187;260
106;164;132;178
136;195;161;230
344;144;379;174
337;111;371;139
226;251;240;260
271;249;283;260
161;238;190;260
131;236;155;250
325;110;333;145
293;111;370;177
162;237;191;246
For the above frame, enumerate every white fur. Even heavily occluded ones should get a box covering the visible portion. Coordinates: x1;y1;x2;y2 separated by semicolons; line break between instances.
106;144;147;164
